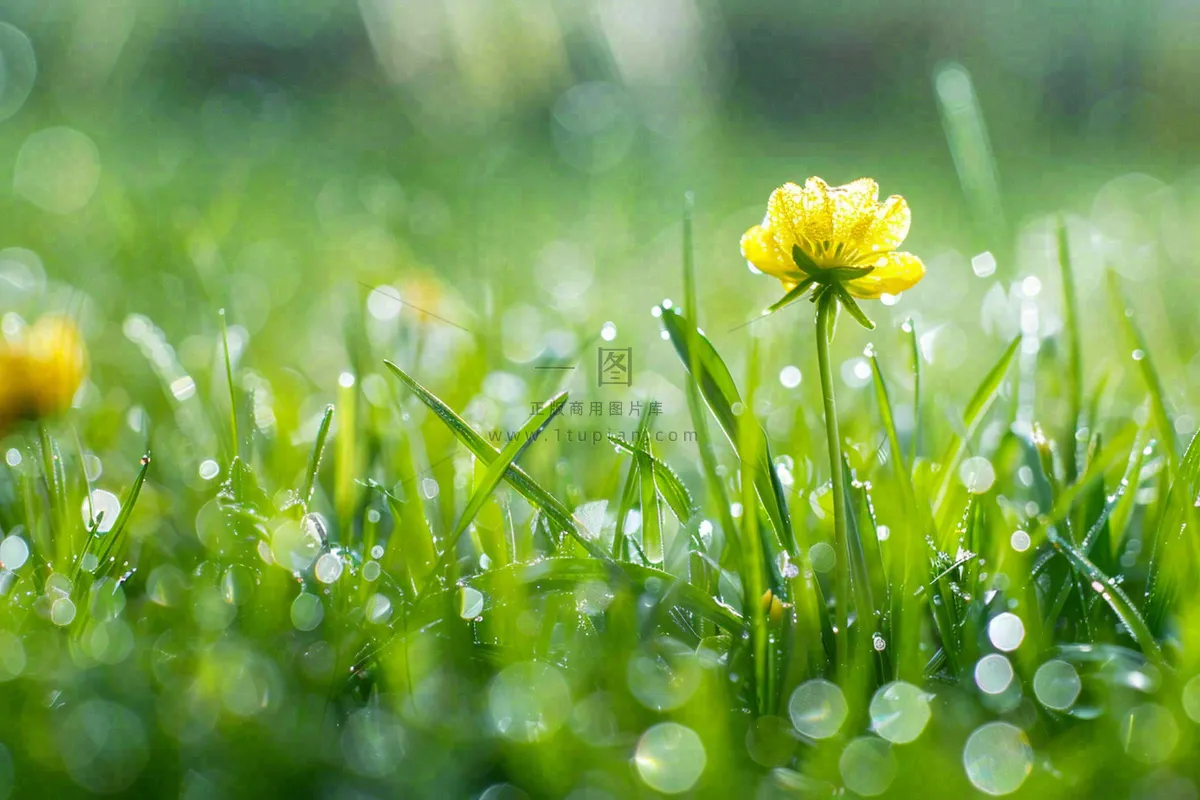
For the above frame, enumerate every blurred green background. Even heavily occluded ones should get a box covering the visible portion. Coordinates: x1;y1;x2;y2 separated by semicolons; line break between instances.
3;0;1199;437
2;1;1200;797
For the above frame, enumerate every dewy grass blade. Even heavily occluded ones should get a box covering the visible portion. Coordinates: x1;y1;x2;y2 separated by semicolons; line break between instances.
1145;429;1200;629
384;361;612;562
1049;528;1164;667
905;318;922;464
1057;219;1084;481
219;308;240;461
609;435;696;525
932;335;1020;512
738;402;772;714
399;557;745;639
611;444;642;561
680;192;738;584
636;431;664;565
658;309;795;557
416;392;569;602
1109;434;1150;559
1107;271;1176;470
300;404;334;516
1044;423;1137;529
74;452;151;587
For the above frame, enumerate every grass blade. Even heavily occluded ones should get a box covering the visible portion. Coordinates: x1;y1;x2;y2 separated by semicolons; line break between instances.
658;308;795;557
300;404;334;515
1107;271;1175;468
609;435;696;525
75;452;151;586
637;432;664;565
1145;429;1200;629
1049;528;1164;667
1057;219;1084;481
417;392;569;600
933;335;1020;511
383;361;611;562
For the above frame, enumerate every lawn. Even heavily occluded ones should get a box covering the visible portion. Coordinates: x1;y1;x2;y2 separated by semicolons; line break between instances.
2;2;1200;797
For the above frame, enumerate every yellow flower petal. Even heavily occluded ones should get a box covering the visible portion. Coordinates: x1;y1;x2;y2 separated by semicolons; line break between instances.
859;194;911;256
845;251;925;299
830;178;880;243
0;352;24;434
740;223;796;281
24;315;87;417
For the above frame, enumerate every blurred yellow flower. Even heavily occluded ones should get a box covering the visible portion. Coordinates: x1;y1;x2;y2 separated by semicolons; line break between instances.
740;177;925;299
0;314;88;434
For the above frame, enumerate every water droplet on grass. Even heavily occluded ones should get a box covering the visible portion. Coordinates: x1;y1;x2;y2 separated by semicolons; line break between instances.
779;365;802;388
627;645;700;711
314;552;343;584
488;662;571;743
635;722;706;794
1033;660;1081;711
1182;675;1200;723
51;597;76;626
971;251;997;277
290;592;323;631
869;681;931;744
1121;704;1178;764
988;612;1025;651
963;722;1033;795
808;542;836;574
975;654;1014;695
788;679;847;740
365;593;391;623
839;737;896;796
960;457;996;494
84;490;121;533
0;536;29;571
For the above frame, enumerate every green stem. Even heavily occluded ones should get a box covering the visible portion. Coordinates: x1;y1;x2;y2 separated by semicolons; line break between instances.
815;292;850;677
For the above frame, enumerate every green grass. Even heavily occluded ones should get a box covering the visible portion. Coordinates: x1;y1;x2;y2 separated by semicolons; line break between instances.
3;21;1200;794
4;181;1200;797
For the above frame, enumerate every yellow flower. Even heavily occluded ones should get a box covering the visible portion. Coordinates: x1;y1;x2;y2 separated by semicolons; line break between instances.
740;177;925;299
0;314;88;434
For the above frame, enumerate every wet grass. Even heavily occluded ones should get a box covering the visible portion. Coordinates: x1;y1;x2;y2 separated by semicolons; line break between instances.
4;171;1200;798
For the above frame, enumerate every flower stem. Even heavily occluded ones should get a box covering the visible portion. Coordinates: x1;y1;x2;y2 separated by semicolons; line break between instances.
815;291;851;677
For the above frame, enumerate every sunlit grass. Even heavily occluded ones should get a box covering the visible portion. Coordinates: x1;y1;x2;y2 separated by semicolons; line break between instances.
2;172;1200;796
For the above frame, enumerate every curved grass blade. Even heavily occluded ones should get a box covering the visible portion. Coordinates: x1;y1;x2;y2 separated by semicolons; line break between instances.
1107;271;1175;468
637;432;664;565
906;319;922;464
609;435;696;525
1049;528;1164;667
299;404;334;515
738;405;772;713
658;309;795;556
416;392;569;602
932;335;1020;511
443;558;745;636
1109;435;1150;558
680;195;737;588
1145;429;1200;629
75;452;151;585
383;361;611;562
1045;422;1137;528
